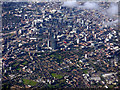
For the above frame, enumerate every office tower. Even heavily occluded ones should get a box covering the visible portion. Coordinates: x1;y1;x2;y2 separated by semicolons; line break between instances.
36;44;41;51
32;21;35;27
16;30;19;36
84;36;87;42
94;34;96;39
48;32;57;50
85;54;88;59
77;38;79;44
19;29;23;35
82;20;84;25
47;39;50;48
51;34;57;50
87;26;89;29
24;14;28;20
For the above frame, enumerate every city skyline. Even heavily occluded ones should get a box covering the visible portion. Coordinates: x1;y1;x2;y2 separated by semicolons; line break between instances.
1;1;120;89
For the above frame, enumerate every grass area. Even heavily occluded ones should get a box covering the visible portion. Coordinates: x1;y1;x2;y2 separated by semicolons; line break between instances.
57;55;62;60
22;61;27;65
17;68;20;71
49;53;63;63
13;63;19;67
55;84;59;87
47;78;66;88
47;84;54;88
51;73;63;79
108;85;114;88
50;55;54;58
5;33;15;37
83;69;88;74
23;79;38;86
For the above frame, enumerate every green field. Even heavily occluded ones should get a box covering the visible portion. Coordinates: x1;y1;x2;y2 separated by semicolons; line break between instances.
23;79;38;86
108;85;114;88
51;73;63;79
22;61;27;65
13;63;19;67
83;69;88;74
16;68;20;71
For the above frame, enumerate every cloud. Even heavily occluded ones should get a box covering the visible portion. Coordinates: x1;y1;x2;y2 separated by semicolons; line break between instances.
79;2;100;10
62;0;78;8
103;20;118;26
62;1;100;10
106;3;118;16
